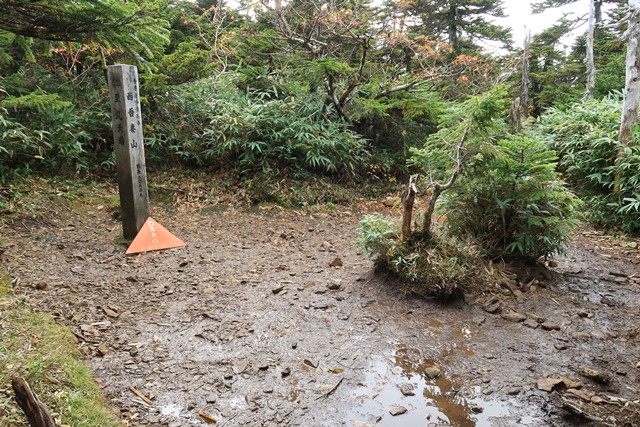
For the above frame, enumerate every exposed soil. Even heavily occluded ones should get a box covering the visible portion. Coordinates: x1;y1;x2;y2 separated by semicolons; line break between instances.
1;191;639;426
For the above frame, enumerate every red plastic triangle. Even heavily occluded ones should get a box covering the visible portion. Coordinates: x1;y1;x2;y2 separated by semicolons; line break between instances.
126;217;186;254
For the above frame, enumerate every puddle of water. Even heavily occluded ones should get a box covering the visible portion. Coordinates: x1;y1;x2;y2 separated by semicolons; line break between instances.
347;345;537;427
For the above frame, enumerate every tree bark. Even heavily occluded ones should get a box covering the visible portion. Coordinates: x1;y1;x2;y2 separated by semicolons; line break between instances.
521;32;531;118
584;0;597;100
617;0;640;192
422;125;470;236
12;377;57;427
401;175;418;241
448;4;459;52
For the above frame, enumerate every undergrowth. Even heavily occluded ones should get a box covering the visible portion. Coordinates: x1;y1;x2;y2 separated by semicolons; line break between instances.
358;214;483;298
0;272;119;426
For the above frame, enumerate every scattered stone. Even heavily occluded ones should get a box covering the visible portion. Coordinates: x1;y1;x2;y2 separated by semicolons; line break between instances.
34;282;48;290
97;344;109;356
566;388;595;402
571;331;591;341
327;280;342;291
398;383;415;396
424;365;441;379
591;395;604;404
548;260;559;268
541;321;561;331
303;359;318;369
506;387;520;396
280;231;292;240
523;318;539;329
537;377;582;392
329;258;343;268
600;296;616;307
386;405;407;416
281;367;291;377
271;285;284;294
501;311;526;322
102;306;119;318
579;367;611;384
554;342;568;351
537;377;562;392
470;404;483;413
483;299;501;314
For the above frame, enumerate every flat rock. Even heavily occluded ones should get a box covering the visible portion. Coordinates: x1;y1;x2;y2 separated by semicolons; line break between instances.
424;365;441;379
579;367;611;384
566;388;595;402
523;318;539;329
541;321;561;331
501;311;527;322
97;344;109;356
571;331;591;341
398;383;415;396
386;405;407;416
506;387;521;395
271;285;284;294
483;301;501;314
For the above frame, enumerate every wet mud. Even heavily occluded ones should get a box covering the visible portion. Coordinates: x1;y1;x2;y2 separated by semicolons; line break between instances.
1;200;639;426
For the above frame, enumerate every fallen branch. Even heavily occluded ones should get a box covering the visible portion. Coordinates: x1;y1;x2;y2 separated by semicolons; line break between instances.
12;377;57;427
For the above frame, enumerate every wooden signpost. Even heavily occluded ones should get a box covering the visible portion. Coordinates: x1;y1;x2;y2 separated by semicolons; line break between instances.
107;64;149;239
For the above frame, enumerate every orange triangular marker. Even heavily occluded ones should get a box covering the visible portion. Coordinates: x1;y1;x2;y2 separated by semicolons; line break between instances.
126;217;186;255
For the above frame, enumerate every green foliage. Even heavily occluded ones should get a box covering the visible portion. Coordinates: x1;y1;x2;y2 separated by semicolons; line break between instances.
0;0;171;62
0;271;119;426
534;95;640;233
444;135;581;259
358;214;482;297
410;86;509;187
358;214;398;258
148;76;369;176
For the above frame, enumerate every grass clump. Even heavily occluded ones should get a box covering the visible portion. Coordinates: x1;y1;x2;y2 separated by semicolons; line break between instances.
0;272;119;426
358;214;482;298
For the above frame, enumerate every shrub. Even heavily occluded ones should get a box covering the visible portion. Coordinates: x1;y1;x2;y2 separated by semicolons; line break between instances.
443;135;581;260
535;95;640;233
358;214;482;298
147;75;369;177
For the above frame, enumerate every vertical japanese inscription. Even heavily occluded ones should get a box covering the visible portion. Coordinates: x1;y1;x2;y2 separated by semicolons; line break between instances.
107;64;149;239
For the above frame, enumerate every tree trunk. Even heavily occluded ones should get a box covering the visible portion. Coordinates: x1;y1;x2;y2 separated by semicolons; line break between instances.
616;1;640;192
584;0;597;100
448;4;459;52
422;187;442;236
595;0;603;23
12;377;57;427
401;175;418;241
521;32;531;118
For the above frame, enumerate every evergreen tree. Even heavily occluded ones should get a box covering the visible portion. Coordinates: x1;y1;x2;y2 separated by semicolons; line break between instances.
407;0;512;52
0;0;170;59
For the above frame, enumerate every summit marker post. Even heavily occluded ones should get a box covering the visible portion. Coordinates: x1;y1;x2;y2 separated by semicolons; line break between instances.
107;64;149;239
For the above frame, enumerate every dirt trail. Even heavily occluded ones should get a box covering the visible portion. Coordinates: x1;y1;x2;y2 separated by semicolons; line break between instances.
2;197;639;426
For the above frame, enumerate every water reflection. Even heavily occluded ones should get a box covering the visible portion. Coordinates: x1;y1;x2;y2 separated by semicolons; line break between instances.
347;342;538;426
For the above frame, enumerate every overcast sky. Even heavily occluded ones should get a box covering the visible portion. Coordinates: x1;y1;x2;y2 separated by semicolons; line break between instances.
497;0;591;49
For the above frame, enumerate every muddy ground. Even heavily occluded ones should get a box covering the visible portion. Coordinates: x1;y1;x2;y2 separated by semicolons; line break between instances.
1;190;639;426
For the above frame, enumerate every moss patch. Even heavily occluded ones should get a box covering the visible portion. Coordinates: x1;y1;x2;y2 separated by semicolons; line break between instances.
0;271;119;426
